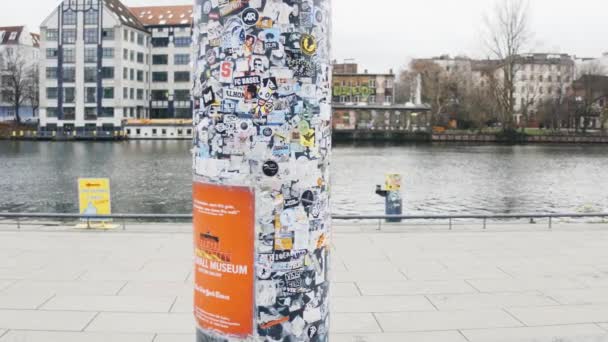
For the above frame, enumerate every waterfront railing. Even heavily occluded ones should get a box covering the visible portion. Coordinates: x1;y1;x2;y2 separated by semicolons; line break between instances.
1;212;608;230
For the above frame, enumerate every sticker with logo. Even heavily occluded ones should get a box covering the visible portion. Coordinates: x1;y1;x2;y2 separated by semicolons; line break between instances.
300;34;317;56
242;8;260;26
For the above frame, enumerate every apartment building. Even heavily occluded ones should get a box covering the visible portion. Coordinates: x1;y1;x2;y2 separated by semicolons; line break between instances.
0;26;40;121
38;0;193;136
130;5;193;119
38;0;150;135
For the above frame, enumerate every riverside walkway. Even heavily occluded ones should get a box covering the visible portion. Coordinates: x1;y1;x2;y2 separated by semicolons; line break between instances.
0;222;607;341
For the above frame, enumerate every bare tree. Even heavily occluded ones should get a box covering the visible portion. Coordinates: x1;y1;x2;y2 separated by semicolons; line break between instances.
24;64;39;119
482;0;530;129
0;46;37;124
571;62;608;132
394;67;413;104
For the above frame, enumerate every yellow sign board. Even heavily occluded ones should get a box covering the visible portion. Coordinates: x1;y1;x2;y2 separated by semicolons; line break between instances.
78;178;111;216
385;174;402;191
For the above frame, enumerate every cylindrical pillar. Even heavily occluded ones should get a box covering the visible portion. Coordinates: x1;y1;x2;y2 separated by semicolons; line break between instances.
192;0;332;341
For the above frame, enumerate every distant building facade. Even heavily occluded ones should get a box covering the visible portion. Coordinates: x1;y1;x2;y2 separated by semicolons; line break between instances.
38;0;193;136
0;26;40;121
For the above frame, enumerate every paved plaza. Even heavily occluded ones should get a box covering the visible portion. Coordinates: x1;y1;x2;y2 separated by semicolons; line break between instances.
0;222;608;341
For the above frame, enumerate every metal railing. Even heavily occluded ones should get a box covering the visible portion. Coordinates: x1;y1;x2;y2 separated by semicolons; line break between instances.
1;212;608;230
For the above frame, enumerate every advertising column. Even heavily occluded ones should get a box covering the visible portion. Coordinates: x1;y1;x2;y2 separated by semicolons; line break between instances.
192;0;332;341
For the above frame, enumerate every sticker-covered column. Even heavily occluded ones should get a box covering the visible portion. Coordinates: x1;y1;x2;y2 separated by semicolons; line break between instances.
192;0;332;341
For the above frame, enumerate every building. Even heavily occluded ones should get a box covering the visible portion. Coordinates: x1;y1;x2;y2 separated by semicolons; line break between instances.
39;0;150;136
38;0;193;138
332;62;429;131
513;53;575;123
0;26;40;122
129;5;193;119
123;118;192;139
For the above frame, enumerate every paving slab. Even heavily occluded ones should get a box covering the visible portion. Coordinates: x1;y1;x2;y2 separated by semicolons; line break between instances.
426;292;558;310
462;324;608;342
375;309;522;332
330;331;468;342
331;313;382;333
0;280;125;297
331;295;435;313
356;280;477;296
507;305;608;326
42;295;176;313
0;331;154;342
544;288;608;305
0;309;96;331
331;282;361;297
154;333;193;342
86;312;193;334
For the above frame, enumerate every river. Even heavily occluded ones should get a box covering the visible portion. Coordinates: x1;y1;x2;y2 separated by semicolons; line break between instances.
1;141;608;216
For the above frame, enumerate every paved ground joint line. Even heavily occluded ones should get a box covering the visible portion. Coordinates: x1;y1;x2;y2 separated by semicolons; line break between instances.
115;281;129;295
595;322;608;332
151;333;158;342
353;282;364;296
81;311;101;332
464;279;481;293
35;294;57;310
183;270;192;283
0;330;8;339
458;329;472;342
423;295;440;311
371;312;384;333
168;296;178;313
503;308;528;327
74;270;88;281
496;266;515;278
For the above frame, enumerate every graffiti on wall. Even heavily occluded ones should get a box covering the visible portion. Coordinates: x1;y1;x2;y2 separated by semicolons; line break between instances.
192;0;332;340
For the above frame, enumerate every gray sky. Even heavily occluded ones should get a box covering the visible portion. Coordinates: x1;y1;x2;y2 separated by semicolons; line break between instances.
4;0;608;73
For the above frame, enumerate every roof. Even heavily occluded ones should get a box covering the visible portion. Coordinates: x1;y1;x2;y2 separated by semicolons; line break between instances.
104;0;147;31
0;26;24;45
129;5;193;27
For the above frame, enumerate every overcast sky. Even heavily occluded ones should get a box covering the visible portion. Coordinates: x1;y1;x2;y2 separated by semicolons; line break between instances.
3;0;608;73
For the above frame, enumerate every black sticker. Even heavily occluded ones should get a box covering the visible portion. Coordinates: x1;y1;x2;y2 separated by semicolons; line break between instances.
234;75;262;87
301;190;315;208
242;8;260;26
263;77;278;90
202;86;215;107
263;161;279;177
262;127;274;137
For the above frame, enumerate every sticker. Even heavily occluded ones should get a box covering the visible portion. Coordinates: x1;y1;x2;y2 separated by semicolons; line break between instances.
242;8;260;26
300;34;317;55
219;61;234;84
262;160;279;177
202;86;216;107
234;76;262;87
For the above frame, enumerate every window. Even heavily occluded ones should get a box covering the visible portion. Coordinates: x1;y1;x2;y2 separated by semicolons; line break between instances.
46;108;58;118
102;48;114;58
123;49;128;60
84;29;97;44
369;80;376;88
385;95;393;103
85;107;97;118
63;11;77;25
174;72;190;82
63;48;75;63
101;67;114;79
137;70;143;82
174;37;191;47
151;37;169;47
136;129;141;135
368;95;375;104
152;72;168;82
123;68;128;80
64;88;75;103
84;48;97;63
84;11;98;25
161;129;167;135
174;54;190;65
84;67;97;82
548;75;553;82
137;52;144;63
539;87;544;94
86;87;96;103
63;67;75;82
62;29;76;44
152;54;168;65
539;75;544;82
130;69;135;81
63;107;76;119
130;88;134;100
103;87;114;99
151;90;168;101
152;129;157;135
137;89;143;100
46;87;58;99
123;29;128;40
46;29;58;41
46;67;57;79
130;31;135;43
102;28;114;40
137;33;144;45
127;129;131;135
46;48;58;59
123;87;128;99
100;107;114;118
130;51;134;61
174;90;190;101
175;108;191;118
557;75;562;82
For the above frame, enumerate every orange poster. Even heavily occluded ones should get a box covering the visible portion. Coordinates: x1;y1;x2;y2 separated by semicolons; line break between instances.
193;182;254;337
